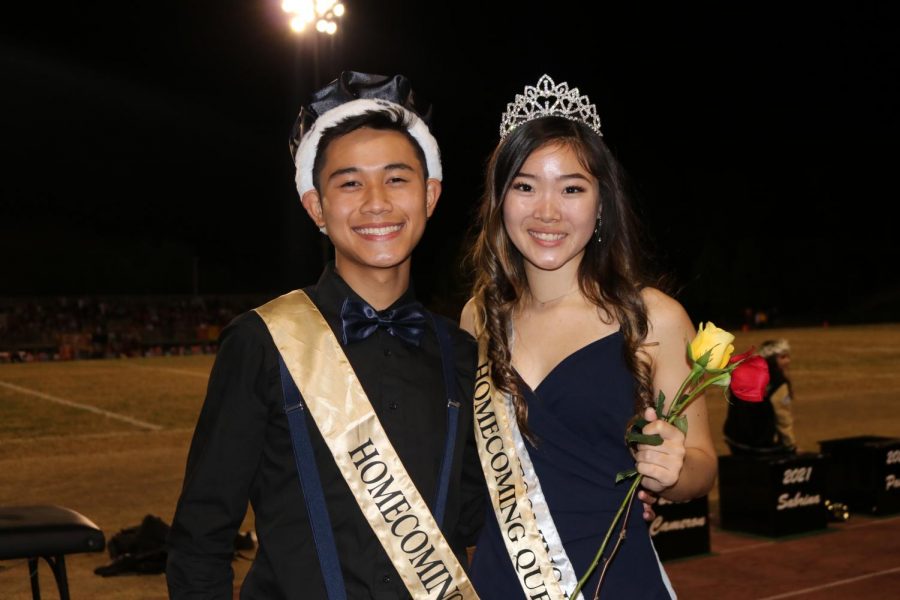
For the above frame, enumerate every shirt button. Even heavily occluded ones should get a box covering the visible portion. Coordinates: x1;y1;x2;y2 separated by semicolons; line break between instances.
389;402;399;410
384;348;392;357
382;574;392;583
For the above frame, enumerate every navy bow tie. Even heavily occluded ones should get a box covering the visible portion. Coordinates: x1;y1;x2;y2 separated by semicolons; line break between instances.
339;297;427;347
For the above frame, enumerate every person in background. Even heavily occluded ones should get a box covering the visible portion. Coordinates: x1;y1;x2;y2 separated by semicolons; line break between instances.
724;338;797;455
759;339;797;450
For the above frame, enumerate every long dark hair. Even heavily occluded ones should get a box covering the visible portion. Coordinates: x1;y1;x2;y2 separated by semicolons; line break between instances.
469;116;656;439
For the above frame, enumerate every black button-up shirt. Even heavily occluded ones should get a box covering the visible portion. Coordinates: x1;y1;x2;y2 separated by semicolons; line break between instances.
167;265;485;599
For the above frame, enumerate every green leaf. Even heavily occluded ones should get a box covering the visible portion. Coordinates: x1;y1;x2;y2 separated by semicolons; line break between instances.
626;432;663;446
703;368;728;375
655;390;666;416
616;468;638;483
686;340;694;362
712;373;731;387
672;415;689;435
632;416;649;430
696;348;712;368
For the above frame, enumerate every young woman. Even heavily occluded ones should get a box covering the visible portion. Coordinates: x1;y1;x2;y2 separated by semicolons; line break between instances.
462;75;717;599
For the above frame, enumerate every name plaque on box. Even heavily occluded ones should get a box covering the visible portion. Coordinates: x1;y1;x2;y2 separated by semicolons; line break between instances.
820;435;900;516
650;495;710;561
719;452;828;537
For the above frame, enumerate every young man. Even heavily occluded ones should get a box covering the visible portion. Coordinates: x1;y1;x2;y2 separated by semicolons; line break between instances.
167;72;484;600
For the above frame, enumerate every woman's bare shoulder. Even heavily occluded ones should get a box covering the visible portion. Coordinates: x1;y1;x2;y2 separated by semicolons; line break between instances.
640;287;695;344
459;297;478;336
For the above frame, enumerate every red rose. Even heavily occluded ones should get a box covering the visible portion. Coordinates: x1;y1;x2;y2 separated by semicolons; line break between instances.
729;352;769;402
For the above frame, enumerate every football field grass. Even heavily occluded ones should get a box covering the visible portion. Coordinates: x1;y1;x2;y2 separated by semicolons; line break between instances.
1;324;898;599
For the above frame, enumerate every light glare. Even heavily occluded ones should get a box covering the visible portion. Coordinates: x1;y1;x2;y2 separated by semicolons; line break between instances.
284;0;344;36
316;0;336;12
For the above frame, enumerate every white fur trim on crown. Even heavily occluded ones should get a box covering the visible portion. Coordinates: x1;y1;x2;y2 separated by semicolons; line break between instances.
294;98;442;197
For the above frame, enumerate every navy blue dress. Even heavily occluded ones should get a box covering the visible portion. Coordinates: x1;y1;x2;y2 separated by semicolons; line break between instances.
470;332;674;599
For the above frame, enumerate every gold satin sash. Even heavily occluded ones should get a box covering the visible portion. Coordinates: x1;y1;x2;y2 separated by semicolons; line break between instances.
255;291;478;600
474;335;568;600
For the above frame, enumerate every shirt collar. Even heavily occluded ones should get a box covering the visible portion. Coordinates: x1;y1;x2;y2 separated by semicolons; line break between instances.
314;262;419;316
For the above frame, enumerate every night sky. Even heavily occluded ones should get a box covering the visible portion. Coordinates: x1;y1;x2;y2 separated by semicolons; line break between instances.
2;2;898;326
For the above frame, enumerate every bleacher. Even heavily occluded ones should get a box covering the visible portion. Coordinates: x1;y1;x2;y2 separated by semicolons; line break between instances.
0;294;269;362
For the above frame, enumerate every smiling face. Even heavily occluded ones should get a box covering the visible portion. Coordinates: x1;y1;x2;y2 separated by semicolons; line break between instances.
502;141;600;274
301;127;440;284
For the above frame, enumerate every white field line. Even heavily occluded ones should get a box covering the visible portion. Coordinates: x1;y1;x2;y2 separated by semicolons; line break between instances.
756;565;900;599
129;365;209;378
0;380;162;431
714;517;900;557
841;515;900;530
0;427;195;448
717;540;777;554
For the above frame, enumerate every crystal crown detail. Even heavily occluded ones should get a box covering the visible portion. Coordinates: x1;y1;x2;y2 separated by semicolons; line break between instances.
499;74;602;139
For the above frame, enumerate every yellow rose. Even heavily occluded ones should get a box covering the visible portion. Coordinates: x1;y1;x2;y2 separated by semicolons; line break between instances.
690;322;735;369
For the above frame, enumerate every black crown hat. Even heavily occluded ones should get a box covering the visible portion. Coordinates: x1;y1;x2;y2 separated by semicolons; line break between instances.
289;71;433;158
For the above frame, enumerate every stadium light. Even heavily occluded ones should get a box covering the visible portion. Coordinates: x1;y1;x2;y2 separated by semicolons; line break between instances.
282;0;345;35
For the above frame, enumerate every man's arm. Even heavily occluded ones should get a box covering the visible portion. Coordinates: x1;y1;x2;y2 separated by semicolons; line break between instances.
166;315;272;598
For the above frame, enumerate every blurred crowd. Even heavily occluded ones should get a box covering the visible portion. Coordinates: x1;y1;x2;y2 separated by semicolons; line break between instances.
0;295;266;363
739;306;783;331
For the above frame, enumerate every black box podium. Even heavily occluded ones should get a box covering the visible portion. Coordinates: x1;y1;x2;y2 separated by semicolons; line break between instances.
649;495;710;561
719;452;827;537
819;435;900;516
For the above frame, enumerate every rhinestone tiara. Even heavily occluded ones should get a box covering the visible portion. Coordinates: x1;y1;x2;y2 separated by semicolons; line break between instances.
499;74;602;139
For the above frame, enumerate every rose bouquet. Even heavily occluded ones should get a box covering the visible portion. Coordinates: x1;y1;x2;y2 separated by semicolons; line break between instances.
571;323;769;599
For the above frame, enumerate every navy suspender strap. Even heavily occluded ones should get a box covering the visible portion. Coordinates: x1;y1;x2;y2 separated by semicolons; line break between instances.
429;313;461;529
277;354;348;600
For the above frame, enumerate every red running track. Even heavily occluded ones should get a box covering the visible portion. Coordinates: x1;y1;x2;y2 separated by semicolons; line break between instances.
664;514;900;599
